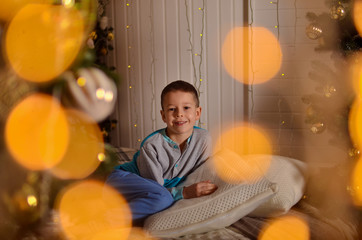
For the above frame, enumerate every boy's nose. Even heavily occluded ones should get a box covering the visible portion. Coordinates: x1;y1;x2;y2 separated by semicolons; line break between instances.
176;110;183;117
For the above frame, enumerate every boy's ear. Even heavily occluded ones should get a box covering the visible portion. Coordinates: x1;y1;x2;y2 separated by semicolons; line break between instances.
196;106;201;120
160;109;166;122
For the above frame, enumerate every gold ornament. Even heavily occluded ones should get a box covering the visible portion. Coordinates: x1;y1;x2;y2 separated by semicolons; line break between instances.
310;122;326;134
107;32;114;41
330;3;346;20
305;23;323;40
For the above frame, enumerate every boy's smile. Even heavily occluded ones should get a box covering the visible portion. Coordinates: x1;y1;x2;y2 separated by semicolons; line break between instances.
161;90;201;145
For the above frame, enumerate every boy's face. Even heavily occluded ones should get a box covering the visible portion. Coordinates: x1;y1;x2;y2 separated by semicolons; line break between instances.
160;90;201;138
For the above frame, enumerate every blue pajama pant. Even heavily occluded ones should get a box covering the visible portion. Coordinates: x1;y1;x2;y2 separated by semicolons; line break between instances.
105;169;174;226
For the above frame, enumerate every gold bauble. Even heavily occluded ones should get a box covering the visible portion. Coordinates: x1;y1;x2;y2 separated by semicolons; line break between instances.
306;23;323;40
310;122;326;134
330;4;346;20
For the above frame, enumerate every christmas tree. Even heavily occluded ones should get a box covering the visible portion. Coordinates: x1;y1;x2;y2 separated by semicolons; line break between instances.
0;0;123;239
303;0;362;233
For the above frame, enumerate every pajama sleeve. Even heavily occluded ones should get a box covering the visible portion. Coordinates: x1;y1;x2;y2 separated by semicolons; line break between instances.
137;146;164;186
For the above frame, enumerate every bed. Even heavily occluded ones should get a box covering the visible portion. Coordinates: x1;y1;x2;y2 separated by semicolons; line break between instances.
113;147;359;240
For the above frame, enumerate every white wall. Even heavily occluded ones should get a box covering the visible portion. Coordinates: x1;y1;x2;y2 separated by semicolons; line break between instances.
108;0;347;167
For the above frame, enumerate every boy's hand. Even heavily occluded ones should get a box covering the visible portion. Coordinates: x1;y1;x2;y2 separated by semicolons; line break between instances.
182;180;218;199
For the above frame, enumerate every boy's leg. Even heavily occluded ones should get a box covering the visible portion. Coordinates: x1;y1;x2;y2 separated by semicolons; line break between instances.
105;169;174;225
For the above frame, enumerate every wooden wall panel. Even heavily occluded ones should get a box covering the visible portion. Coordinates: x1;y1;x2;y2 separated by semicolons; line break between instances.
110;0;344;168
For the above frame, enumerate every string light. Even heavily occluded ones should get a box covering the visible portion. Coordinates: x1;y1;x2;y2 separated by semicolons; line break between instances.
97;153;106;162
96;88;106;99
77;77;86;87
27;195;38;207
184;0;205;127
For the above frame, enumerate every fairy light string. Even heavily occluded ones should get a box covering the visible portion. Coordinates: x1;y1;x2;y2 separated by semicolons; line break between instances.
125;0;141;146
184;0;205;127
288;0;298;157
149;0;156;132
249;0;255;123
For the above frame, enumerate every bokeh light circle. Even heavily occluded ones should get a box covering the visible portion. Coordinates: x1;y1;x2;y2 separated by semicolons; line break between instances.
222;27;282;84
349;99;362;150
57;180;132;240
50;108;104;179
213;124;272;183
0;0;50;22
351;156;362;206
259;215;309;240
349;54;362;97
353;0;362;37
5;4;84;82
5;93;69;170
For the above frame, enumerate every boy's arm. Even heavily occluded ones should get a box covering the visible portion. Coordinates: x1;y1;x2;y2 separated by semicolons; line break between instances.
137;147;164;186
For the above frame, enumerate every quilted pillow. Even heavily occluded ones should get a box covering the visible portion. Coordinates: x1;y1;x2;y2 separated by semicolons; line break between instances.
143;157;277;238
248;154;308;217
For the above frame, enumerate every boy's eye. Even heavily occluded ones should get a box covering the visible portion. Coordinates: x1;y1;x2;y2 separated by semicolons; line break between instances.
168;108;175;111
184;106;190;110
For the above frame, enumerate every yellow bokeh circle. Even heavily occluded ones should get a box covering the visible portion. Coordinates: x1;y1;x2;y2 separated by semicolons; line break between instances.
351;156;362;206
50;109;104;179
213;124;272;183
259;215;309;240
5;4;84;82
349;99;362;150
222;27;282;84
5;93;69;170
0;0;51;22
57;180;132;240
349;54;362;97
353;0;362;37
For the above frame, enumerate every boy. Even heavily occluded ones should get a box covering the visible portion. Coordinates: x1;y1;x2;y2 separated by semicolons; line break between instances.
106;80;217;225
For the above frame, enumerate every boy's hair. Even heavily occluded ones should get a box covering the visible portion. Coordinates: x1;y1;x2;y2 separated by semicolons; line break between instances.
161;80;199;109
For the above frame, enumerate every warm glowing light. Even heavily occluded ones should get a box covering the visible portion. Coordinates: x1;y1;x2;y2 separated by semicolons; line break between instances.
96;88;106;99
349;54;362;97
50;109;104;179
62;0;75;8
57;180;132;240
222;27;282;84
5;94;69;170
27;195;38;207
351;156;362;206
5;4;84;82
349;99;362;149
77;77;87;87
353;1;362;36
104;91;114;102
0;0;51;22
213;124;272;183
259;215;309;240
128;65;131;68
98;153;106;162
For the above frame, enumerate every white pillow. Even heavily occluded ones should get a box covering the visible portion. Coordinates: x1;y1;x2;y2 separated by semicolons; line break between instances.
143;158;277;238
248;154;308;217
